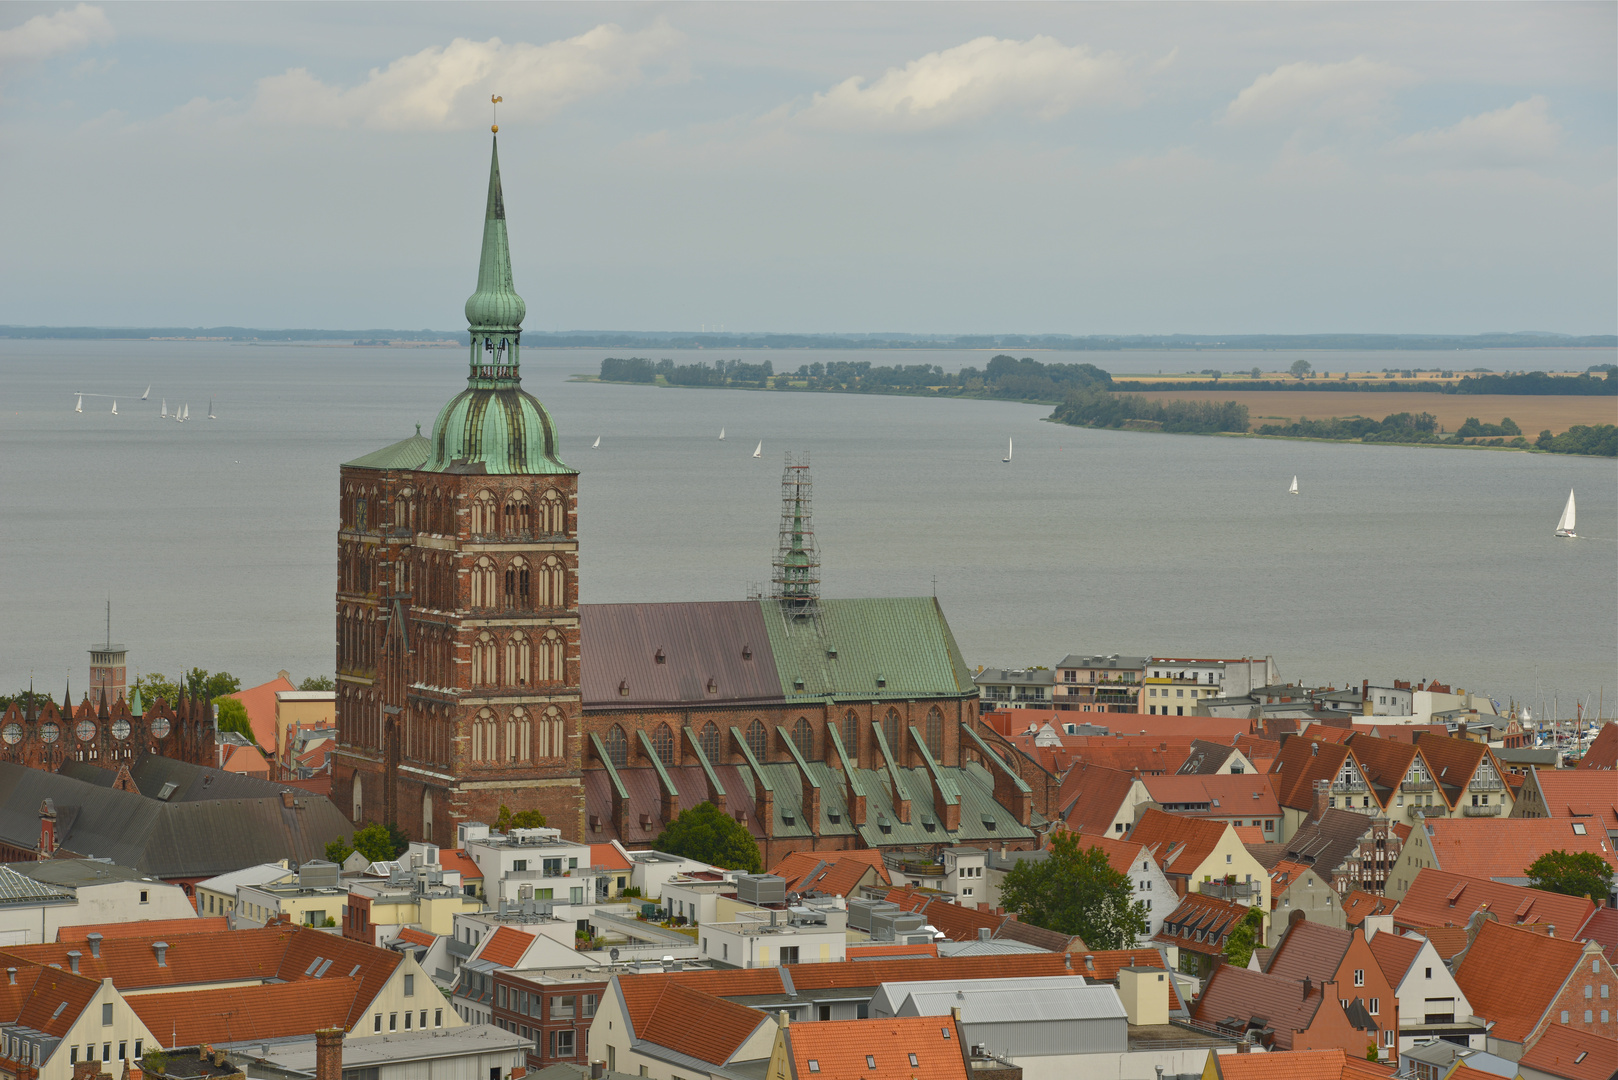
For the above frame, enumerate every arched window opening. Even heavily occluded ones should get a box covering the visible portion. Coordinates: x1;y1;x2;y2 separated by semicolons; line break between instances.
352;772;363;822
472;557;497;608
792;717;814;757
604;725;628;768
841;710;860;753
471;491;497;534
652;723;675;766
507;632;531;687
700;722;722;762
422;788;434;843
505;711;519;763
882;708;901;751
537;706;564;759
746;719;767;760
473;632;497;686
539;630;564;682
926;707;944;756
539;556;564;608
504;491;531;536
540;489;564;534
505;556;530;608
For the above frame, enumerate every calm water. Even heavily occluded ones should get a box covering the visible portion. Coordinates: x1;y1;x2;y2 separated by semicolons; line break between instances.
1;340;1614;716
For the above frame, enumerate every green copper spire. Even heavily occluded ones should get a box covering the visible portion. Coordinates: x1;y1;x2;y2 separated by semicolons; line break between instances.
425;133;573;477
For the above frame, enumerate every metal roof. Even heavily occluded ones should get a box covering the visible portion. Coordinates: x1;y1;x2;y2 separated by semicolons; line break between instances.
0;865;74;904
62;752;301;803
763;598;975;703
260;1024;531;1071
344;432;432;470
881;977;1127;1024
580;602;783;708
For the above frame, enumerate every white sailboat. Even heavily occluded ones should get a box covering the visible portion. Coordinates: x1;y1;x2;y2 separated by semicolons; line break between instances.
718;428;725;441
1003;438;1012;463
1288;476;1299;496
160;399;167;419
141;386;150;401
208;400;216;420
753;441;762;459
75;395;82;413
1554;489;1576;538
183;403;189;421
591;435;600;449
110;400;118;416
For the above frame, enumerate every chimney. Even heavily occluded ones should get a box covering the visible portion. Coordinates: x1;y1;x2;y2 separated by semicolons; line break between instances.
66;949;80;974
977;928;990;942
590;1064;605;1080
87;932;102;958
152;941;168;967
1303;976;1312;998
314;1028;343;1080
777;1010;790;1029
5;968;13;985
199;1047;211;1061
282;791;296;809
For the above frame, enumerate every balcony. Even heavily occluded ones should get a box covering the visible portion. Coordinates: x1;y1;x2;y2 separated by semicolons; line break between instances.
1462;804;1501;817
1400;780;1434;792
1406;804;1446;819
1332;780;1367;793
1201;880;1258;901
1468;778;1503;791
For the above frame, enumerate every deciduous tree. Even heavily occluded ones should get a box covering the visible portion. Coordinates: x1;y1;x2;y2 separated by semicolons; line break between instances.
998;832;1148;949
653;802;762;873
1526;849;1614;898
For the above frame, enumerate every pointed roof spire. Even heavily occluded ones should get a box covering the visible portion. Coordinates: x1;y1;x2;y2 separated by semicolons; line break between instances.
97;687;109;721
463;135;526;334
129;685;144;717
62;680;72;715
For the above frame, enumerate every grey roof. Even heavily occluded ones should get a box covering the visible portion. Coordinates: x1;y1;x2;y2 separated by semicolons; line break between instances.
1175;740;1240;775
1275;809;1374;875
1494;748;1560;765
0;864;74;904
1398;1043;1517;1077
259;1024;530;1071
60;752;302;802
1057;655;1148;670
936;939;1049;957
973;669;1055;687
580;602;783;709
0;761;353;879
883;978;1126;1024
4;858;154;887
194;862;296;894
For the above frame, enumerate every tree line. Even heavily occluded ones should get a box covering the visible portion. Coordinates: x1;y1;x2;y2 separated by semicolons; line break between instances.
1050;387;1249;434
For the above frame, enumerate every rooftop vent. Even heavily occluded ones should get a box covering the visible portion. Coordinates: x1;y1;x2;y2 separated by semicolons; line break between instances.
618;680;629;697
876;674;886;688
654;649;666;665
65;951;80;974
152;942;169;967
86;933;102;959
742;645;752;660
827;647;838;660
706;678;718;694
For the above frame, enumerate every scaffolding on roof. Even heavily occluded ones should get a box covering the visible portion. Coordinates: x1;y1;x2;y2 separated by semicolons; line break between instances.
771;451;819;618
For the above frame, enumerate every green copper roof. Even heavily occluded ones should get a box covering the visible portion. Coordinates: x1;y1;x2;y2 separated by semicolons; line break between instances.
464;136;526;331
761;597;976;702
425;387;573;475
345;430;433;470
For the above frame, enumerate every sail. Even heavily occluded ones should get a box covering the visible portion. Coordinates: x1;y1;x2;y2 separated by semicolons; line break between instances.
208;400;215;419
1289;476;1299;494
110;400;117;415
75;395;82;413
141;386;150;400
753;441;762;458
592;436;600;448
160;399;166;417
1556;489;1576;534
719;428;724;440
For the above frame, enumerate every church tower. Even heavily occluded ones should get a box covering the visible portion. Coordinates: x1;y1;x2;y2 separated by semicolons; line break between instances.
332;134;584;843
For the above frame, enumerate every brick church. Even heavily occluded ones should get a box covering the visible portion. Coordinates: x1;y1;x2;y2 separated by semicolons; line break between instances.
331;135;1040;864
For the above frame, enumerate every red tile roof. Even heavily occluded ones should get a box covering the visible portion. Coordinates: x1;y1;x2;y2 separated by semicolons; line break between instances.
1408;734;1496;808
590;843;633;872
393;927;437;948
845;942;938;960
1058;762;1140;833
16;966;99;1037
1576;906;1618;965
1192;964;1324;1049
219;742;272;776
1340;891;1393;926
128;979;360;1044
1453;919;1588;1045
1067;831;1154;879
1128;808;1233;877
1236;826;1266;845
1578;722;1618;770
618;978;767;1065
476;926;537;968
1076;948;1184;1009
228;675;295;752
1268;859;1313;902
1213;1048;1395;1080
1517;1024;1618;1080
771;850;889;897
1268;737;1353;812
58;917;228;942
1266;919;1352;982
1140;774;1280;818
1406;926;1470;961
785;1015;967;1080
1156;892;1253;957
1528;770;1618;831
1421;818;1618;880
1394;870;1595;936
1365;931;1424;986
439;849;483;879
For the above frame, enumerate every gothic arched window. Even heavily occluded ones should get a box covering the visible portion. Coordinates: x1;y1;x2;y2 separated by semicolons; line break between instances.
537;706;564;759
746;719;767;760
540;489;564;534
842;710;860;753
604;725;628;768
472;707;498;762
700;722;721;762
504;491;531;536
504;556;530;607
472;557;497;609
507;632;531;687
882;708;902;751
508;707;530;763
472;632;497;686
539;556;564;608
792;717;814;758
471;490;497;534
926;706;944;756
539;630;564;682
652;723;674;766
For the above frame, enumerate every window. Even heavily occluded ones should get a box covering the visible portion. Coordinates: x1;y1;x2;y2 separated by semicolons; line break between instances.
497;985;507;1008
553;996;576;1019
390;1013;397;1031
139;891;148;904
1354;969;1365;987
792;718;814;757
404;1012;412;1030
1584;1010;1594;1023
882;708;901;750
1425;967;1432;979
582;994;598;1018
746;719;767;759
1369;998;1379;1015
435;1009;442;1027
780;946;800;965
925;707;943;755
866;1057;877;1069
807;1061;820;1073
700;722;722;761
404;974;415;997
374;1015;382;1032
653;723;675;765
909;1054;919;1067
1561;1010;1569;1023
551;1030;575;1058
102;1003;113;1025
604;725;628;768
71;1049;77;1065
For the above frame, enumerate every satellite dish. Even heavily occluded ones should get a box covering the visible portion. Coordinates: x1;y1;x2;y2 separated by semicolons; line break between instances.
610;948;620;962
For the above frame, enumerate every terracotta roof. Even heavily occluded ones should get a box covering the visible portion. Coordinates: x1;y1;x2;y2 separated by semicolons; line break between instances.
1576;906;1618;965
1342;735;1422;799
58;917;228;942
617;967;785;1019
772;850;888;896
476;926;537;968
1453;919;1588;1045
1365;931;1423;985
1236;826;1266;845
845;942;938;959
1269;859;1313;900
439;849;483;879
1394;869;1596;936
1409;734;1493;808
1578;722;1618;770
1156;892;1252;957
393;927;436;948
590;843;633;872
219;743;272;776
1057;762;1140;833
1268;736;1354;812
1266;919;1352;982
1421;818;1618;880
1517;1024;1618;1080
1067;831;1154;879
16;966;99;1037
1528;770;1618;830
1128;808;1232;876
1193;964;1324;1049
127;978;360;1044
0;925;297;990
1213;1048;1395;1080
273;922;403;1028
1340;891;1394;926
1407;926;1470;961
1075;948;1184;1009
619;978;767;1065
784;1015;967;1080
1140;774;1280;818
788;953;1075;990
228;675;295;752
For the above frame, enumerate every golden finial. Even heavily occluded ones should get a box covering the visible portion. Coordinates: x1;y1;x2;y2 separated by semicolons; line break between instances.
491;94;503;133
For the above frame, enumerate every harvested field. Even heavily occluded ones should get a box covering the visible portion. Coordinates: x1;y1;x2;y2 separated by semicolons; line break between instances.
1127;391;1616;435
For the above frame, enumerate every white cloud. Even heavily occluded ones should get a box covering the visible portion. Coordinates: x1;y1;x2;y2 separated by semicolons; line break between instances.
1223;57;1415;129
791;34;1134;131
249;22;682;130
1394;96;1561;167
0;3;112;62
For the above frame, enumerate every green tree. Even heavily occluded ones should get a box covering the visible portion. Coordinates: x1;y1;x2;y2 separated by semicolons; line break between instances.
136;669;239;705
353;822;401;863
212;696;256;742
1526;849;1614;898
1290;359;1313;379
652;802;762;873
1222;906;1266;968
299;676;335;691
325;837;354;863
495;804;548;833
1250;367;1262;378
133;672;182;706
998;832;1148;949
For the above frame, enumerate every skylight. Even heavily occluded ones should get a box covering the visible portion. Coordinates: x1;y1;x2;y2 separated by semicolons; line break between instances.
305;957;324;975
865;1056;876;1069
807;1061;819;1073
1571;823;1587;835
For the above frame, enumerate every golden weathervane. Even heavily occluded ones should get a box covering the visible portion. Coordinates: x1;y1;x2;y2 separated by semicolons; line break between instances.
491;94;503;133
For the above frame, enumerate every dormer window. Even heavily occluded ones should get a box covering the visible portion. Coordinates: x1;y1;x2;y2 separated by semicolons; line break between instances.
654;649;666;665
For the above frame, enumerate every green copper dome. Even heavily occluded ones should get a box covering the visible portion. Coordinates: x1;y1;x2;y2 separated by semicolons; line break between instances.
423;134;572;477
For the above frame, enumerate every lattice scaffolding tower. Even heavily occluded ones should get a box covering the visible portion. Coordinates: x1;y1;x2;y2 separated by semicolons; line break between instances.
771;451;819;617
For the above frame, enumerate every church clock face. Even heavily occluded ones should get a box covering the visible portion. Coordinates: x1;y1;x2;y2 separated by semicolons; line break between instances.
76;719;97;742
150;717;170;739
112;718;131;740
40;722;59;743
0;723;19;745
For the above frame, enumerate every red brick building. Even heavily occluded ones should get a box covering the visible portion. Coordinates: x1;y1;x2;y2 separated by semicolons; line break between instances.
0;686;214;774
491;968;604;1070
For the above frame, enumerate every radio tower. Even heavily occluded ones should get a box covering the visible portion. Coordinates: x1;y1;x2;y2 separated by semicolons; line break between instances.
771;452;819;618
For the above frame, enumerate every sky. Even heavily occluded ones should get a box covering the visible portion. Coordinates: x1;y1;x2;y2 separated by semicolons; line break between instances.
1;2;1614;335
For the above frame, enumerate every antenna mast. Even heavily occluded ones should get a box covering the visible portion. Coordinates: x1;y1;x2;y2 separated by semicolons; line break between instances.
770;452;819;618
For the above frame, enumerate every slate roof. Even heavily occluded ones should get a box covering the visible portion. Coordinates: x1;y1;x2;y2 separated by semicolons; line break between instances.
1453;919;1589;1045
60;751;302;802
783;1015;966;1080
1421;817;1618;880
1517;1024;1618;1080
1393;869;1595;935
1277;809;1375;877
0;761;352;879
